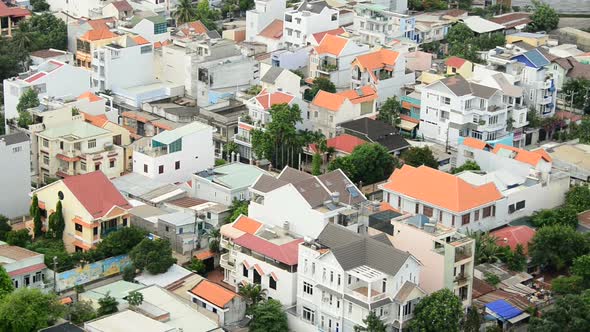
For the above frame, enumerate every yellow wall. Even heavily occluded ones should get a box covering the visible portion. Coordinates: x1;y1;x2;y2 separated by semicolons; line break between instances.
446;61;473;79
506;34;548;47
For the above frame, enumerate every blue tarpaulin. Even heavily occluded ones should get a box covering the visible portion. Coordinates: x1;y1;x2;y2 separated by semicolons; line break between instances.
486;300;523;320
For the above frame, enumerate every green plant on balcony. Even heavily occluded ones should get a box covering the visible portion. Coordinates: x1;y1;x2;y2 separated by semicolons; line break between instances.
321;63;338;72
478;120;486;126
506;117;514;131
378;70;390;80
242;114;253;124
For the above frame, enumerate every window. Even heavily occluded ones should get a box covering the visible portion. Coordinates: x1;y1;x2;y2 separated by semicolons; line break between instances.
93;227;98;235
140;45;153;54
439;211;443;222
269;276;277;290
12;146;22;153
423;205;433;217
88;139;97;149
110;160;115;168
452;215;455;226
159;165;164;174
474;210;480;221
330;271;334;283
144;164;148;173
329;115;334;122
42;138;49;148
415;203;419;214
175;161;180;170
462;213;470;225
75;224;83;232
382;279;387;292
442;97;451;105
489;115;499;125
253;268;261;284
483;206;492;218
337;274;341;286
516;201;525;210
95;163;100;171
403;302;412;316
302;307;315;324
348;302;353;314
243;265;248;277
398;196;401;208
165;226;169;232
43;155;49;165
81;161;87;171
303;281;313;295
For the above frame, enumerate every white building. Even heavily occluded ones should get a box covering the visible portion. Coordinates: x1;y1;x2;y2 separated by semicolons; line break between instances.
352;4;415;46
0;245;47;290
283;1;339;48
132;121;215;183
121;13;171;43
3;60;91;120
291;223;424;332
0;132;30;219
260;63;301;96
246;0;287;41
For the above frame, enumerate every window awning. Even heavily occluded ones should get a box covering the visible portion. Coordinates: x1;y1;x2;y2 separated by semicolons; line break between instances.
507;312;530;324
398;119;418;131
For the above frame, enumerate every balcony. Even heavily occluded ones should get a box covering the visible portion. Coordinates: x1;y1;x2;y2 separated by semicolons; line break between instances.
541;96;552;105
220;253;236;270
455;246;472;263
346;285;388;303
318;63;339;73
454;272;469;284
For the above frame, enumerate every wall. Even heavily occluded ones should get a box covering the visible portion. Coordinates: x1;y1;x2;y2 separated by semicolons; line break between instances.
101;45;156;92
56;255;131;291
0;137;31;218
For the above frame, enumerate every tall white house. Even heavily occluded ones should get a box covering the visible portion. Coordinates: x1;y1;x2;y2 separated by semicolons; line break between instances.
353;4;415;46
132;122;215;183
283;1;340;48
246;0;287;41
0;132;31;218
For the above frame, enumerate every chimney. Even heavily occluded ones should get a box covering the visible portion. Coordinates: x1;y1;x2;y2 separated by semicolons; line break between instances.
331;192;340;204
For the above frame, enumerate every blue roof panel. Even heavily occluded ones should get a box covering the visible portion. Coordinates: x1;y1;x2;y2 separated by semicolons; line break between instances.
486;299;523;320
523;49;549;68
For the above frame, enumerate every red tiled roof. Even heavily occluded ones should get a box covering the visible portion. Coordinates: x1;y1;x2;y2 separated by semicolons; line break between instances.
312;90;347;112
81;28;118;41
86;18;116;30
190;280;237;308
62;171;131;219
492;144;552;166
0;1;30;18
180;20;209;36
78;91;103;103
81;112;109;128
446;56;467;68
489;12;532;29
337;86;378;104
24;72;46;83
233;215;263;234
111;0;133;12
233;234;303;265
255;91;294;110
312;27;346;44
309;134;367;154
462;137;490;150
133;35;150;45
491;226;536;254
353;49;399;71
259;19;283;39
313;34;348;57
8;263;46;277
195;250;215;260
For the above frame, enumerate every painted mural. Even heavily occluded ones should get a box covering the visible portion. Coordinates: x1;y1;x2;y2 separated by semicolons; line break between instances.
56;254;130;291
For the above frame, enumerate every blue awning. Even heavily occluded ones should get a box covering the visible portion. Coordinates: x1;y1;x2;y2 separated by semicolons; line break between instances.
486;299;523;320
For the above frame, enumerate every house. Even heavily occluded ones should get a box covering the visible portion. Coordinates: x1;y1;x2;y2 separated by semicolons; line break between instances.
338;117;411;155
245;0;287;41
413;12;457;45
405;51;433;73
352;4;415;46
75;25;122;69
259;63;301;96
66;18;116;54
283;1;340;49
292;223;424;332
111;172;188;205
84;310;175;332
122;12;170;43
132;121;215;184
369;214;475;307
309;34;370;89
0;132;31;218
351;49;414;105
0;1;29;37
490;225;536;254
164;197;230;232
32;171;132;252
81;112;133;171
380;165;504;232
80;280;145;309
543;140;590;184
459;16;504;36
191;162;269;205
249;166;367;239
3;60;91;120
102;0;134;20
0;245;47;290
445;56;473;78
489;12;532;35
548;56;590;90
308;134;368;157
188;279;246;325
506;32;549;48
309;27;346;46
156;211;200;255
309;86;378;138
256;19;285;52
196;99;247;158
30;49;73;66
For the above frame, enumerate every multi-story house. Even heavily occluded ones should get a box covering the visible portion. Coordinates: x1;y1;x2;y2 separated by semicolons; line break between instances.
0;245;47;290
413;12;455;45
122;12;170;43
220;215;303;306
293;223;423;332
0;132;30;218
309;34;370;89
249;167;367;239
369;214;475;308
156;211;200;255
3;60;91;120
283;1;339;48
260;63;302;96
419;75;516;148
351;49;414;105
196;99;247;157
245;0;286;41
132;121;215;184
353;4;415;46
33;171;132;252
310;86;378;138
75;27;122;69
0;1;29;37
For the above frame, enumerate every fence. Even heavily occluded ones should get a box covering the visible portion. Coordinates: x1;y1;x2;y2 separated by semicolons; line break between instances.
56;254;131;292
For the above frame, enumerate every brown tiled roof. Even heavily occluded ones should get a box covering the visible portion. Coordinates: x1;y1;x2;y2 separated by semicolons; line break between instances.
489;12;532;29
111;0;133;12
30;49;64;58
0;246;41;261
167;197;208;208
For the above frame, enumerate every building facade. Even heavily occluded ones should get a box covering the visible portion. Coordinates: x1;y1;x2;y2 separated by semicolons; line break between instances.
0;132;31;218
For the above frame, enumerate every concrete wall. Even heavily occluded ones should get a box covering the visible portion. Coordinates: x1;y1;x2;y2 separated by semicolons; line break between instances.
56;255;131;291
0;136;31;218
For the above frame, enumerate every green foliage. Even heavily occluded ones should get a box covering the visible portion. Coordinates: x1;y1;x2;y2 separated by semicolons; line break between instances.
402;146;438;169
122;265;136;282
565;185;590;213
68;300;97;325
527;0;559;32
485;272;501;286
215;159;227;166
17;88;39;128
126;290;144;307
447;23;475;46
328;143;399;185
175;0;198;24
18;13;68;51
27;238;77;272
31;0;50;12
246;85;262;96
410;288;463;332
529;290;590;331
469;231;504;264
227;199;249;224
552;275;584;295
0;265;14;299
421;41;441;54
225;141;239;157
527;109;542;128
31;195;43;237
97;292;119;317
452;160;481;174
0;215;11;241
186;258;207;275
94;226;147;260
6;229;32;247
529;224;590;271
48;201;65;240
311;152;322;175
575;116;590;143
462;307;482;332
130;238;176;274
572;255;590;285
531;207;579;228
563;78;590;112
353;310;387;332
239;283;267;311
194;0;220;30
377;97;402;126
445;23;504;62
248;299;288;332
0;288;65;331
505;244;527;272
303;77;336;101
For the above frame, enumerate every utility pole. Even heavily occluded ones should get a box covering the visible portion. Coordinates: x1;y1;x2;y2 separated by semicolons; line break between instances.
52;256;58;293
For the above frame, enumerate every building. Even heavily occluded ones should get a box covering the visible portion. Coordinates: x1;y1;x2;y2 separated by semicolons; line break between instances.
122;12;170;43
0;1;29;37
32;171;132;252
283;1;339;48
102;0;134;20
291;223;424;332
188;279;246;325
413;12;456;45
543;140;590;184
370;214;475;307
489;12;532;35
81;111;133;171
0;244;47;290
75;25;122;69
30;49;73;67
351;49;414;105
459;16;504;36
156;211;200;255
490;225;535;254
547;56;590;90
0;132;31;218
506;32;549;48
245;0;287;41
85;310;175;332
219;214;302;306
132;121;215;184
256;19;285;52
308;134;368;158
352;4;415;46
260;63;302;96
309;34;370;89
338;117;411;155
3;60;91;120
309;86;378;138
196;99;247;157
445;56;473;78
192;162;269;205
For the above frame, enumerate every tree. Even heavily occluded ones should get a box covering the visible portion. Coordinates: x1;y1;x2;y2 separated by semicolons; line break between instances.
505;244;527;272
462;307;482;332
531;207;579;228
18;13;68;52
565;185;590;213
30;0;50;12
126;290;144;307
402;146;438;169
304;77;336;101
0;265;14;299
248;299;288;332
552;275;584;295
94;227;147;260
576;116;590;143
226;199;249;224
175;0;198;24
0;288;65;331
186;258;207;275
31;195;43;237
377;97;402;127
529;224;590;271
0;215;11;241
468;231;504;265
329;143;398;185
527;108;542;128
485;272;501;287
451;160;481;174
238;283;267;312
205;227;221;254
529;290;590;331
410;288;463;332
563;78;590;113
311;152;322;175
74;284;85;301
48;201;65;240
354;311;387;332
6;229;32;247
527;0;559;32
572;255;590;287
446;23;475;46
122;265;136;282
130;238;176;274
97;292;119;317
16;88;39;128
68;300;97;325
194;0;220;30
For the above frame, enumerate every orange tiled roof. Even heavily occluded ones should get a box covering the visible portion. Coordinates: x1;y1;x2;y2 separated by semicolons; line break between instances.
446;56;467;68
382;165;503;212
190;280;237;308
233;215;263;234
491;225;536;254
78;91;103;103
86;18;116;30
491;144;552;166
255;91;295;110
259;19;283;39
353;49;399;71
183;20;208;35
313;34;348;57
312;27;346;44
337;86;377;104
462;137;490;150
312;90;347;112
81;28;117;41
81;112;109;128
309;134;367;154
133;35;150;45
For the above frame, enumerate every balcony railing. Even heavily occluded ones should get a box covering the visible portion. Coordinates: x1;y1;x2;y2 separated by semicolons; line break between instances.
346;285;388;303
455;248;472;262
318;63;338;73
220;253;236;270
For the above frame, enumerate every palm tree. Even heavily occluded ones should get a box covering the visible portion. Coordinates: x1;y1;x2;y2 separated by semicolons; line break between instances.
204;228;221;254
174;0;198;25
238;283;267;311
468;231;504;264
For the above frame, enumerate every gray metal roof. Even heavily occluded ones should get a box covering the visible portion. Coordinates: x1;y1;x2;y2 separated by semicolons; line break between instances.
317;169;367;206
278;167;313;183
440;76;472;96
297;0;330;14
250;174;289;193
0;132;29;146
470;83;498;99
260;66;284;84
